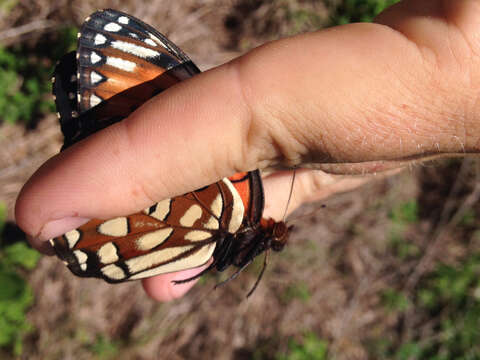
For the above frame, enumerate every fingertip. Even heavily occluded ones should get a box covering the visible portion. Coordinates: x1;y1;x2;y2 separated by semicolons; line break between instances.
24;216;90;255
142;266;208;302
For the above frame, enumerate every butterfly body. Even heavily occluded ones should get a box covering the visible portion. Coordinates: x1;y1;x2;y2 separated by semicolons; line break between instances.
50;9;289;289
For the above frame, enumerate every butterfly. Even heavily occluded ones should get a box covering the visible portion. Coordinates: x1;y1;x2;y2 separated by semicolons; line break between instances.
50;9;289;294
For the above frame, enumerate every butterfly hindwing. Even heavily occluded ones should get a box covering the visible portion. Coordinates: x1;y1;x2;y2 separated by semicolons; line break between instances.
51;177;246;282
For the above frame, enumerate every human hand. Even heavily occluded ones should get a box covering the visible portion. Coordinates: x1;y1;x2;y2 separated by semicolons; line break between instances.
15;0;480;301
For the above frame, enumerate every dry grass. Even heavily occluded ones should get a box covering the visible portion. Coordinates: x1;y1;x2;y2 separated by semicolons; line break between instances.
1;1;480;359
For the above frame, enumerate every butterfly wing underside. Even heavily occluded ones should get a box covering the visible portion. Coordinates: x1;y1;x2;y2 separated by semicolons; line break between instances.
51;9;267;282
52;178;247;282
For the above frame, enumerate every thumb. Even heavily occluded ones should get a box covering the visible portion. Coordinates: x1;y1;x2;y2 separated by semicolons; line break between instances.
15;29;335;246
15;60;256;246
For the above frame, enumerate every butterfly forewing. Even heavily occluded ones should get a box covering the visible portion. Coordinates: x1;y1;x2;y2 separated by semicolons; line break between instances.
53;9;200;149
76;9;197;113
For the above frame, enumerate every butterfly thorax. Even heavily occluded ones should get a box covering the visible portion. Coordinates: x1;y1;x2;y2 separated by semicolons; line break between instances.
212;219;289;272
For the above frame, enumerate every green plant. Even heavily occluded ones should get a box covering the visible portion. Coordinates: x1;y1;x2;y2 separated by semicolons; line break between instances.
459;209;477;227
282;282;312;303
389;200;418;226
377;254;480;359
330;0;401;25
286;7;324;34
0;203;5;234
0;205;40;355
388;200;420;259
381;288;410;313
90;335;120;359
0;26;77;125
0;263;34;356
276;332;329;360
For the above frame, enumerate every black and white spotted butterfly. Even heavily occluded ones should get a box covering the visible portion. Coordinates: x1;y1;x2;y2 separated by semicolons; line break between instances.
51;9;289;290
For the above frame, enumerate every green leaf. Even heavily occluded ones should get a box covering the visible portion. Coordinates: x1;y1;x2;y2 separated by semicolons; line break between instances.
4;242;40;270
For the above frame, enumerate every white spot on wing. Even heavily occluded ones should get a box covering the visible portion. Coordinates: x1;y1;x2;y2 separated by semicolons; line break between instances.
149;33;168;49
184;230;212;241
94;33;107;45
180;204;202;227
97;242;119;264
90;71;103;84
90;51;102;64
204;216;219;230
222;178;244;233
98;217;128;237
111;40;160;59
101;264;126;280
73;250;88;270
106;56;136;72
90;94;102;108
144;38;156;47
127;243;216;279
145;199;171;221
210;194;223;218
68;92;75;100
136;228;173;251
104;22;122;32
126;245;194;273
118;16;129;24
64;229;80;248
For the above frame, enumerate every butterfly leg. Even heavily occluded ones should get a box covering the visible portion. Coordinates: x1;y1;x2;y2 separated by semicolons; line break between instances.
213;259;253;290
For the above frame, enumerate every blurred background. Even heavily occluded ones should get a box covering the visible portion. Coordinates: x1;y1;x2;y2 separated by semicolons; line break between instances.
2;0;480;359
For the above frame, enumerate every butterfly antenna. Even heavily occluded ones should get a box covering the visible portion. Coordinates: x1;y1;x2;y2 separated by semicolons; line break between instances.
287;203;327;224
282;169;296;221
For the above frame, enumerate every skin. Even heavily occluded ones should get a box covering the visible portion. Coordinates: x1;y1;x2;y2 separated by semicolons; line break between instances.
15;0;480;301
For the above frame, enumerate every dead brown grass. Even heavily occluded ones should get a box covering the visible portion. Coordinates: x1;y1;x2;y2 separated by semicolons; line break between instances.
2;1;480;359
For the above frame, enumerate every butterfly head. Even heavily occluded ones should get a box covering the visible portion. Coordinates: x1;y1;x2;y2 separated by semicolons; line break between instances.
261;218;290;252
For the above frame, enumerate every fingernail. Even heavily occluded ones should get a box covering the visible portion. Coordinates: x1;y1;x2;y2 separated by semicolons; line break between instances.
38;217;91;241
26;217;90;255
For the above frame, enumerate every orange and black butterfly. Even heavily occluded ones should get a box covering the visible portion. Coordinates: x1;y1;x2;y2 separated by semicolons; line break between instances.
51;9;289;293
